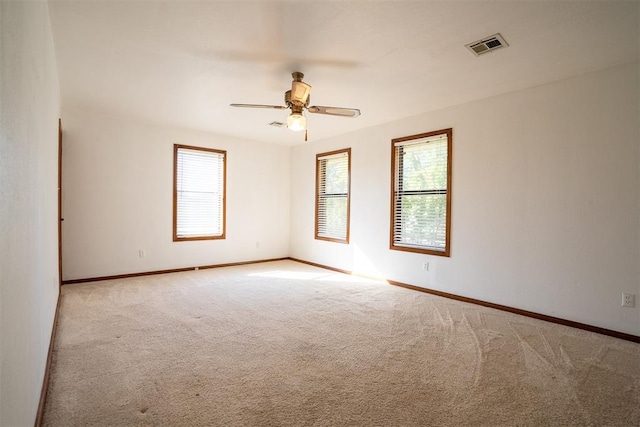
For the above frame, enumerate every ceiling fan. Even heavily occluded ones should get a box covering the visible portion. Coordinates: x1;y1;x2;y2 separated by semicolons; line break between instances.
230;72;361;134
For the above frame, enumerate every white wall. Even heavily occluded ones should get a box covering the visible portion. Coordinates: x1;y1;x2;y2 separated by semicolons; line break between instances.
0;2;61;425
290;62;640;336
62;109;291;280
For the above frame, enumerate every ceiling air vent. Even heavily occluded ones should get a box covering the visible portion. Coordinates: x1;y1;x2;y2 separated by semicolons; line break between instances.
466;33;509;56
268;121;285;128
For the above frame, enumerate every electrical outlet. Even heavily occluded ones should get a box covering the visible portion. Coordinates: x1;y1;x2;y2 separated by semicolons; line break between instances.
622;293;635;308
422;262;429;271
139;249;145;258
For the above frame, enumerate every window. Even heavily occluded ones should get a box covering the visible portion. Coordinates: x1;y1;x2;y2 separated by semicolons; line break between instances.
173;144;226;241
391;129;452;256
315;148;351;243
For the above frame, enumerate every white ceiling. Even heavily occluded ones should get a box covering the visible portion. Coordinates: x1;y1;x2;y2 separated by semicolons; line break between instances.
48;1;639;146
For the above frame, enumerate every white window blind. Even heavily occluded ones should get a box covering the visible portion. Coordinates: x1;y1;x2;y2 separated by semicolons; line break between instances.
392;131;450;254
174;145;225;240
316;149;350;242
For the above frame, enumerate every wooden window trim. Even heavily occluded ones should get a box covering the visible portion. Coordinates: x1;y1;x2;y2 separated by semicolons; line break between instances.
389;128;452;257
173;144;227;242
315;148;351;244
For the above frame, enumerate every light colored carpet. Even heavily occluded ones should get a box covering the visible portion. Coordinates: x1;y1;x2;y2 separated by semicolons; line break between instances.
43;260;640;426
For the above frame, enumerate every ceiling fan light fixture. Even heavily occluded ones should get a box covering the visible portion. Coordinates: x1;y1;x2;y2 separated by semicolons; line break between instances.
287;112;306;132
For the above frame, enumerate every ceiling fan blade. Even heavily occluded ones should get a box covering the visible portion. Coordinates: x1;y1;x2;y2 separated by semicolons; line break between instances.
307;105;361;118
230;103;287;110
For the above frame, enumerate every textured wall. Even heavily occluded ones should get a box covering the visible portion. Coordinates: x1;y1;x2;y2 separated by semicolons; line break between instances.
0;1;61;425
61;109;291;280
290;62;640;336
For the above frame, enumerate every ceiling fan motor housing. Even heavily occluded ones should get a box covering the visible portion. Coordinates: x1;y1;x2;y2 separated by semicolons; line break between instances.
290;103;304;115
285;90;310;108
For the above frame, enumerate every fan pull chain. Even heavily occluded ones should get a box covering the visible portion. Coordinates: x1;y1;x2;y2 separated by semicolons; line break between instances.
305;129;308;142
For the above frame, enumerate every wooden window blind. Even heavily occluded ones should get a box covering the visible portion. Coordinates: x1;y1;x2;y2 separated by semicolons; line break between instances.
173;144;226;241
315;148;351;243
